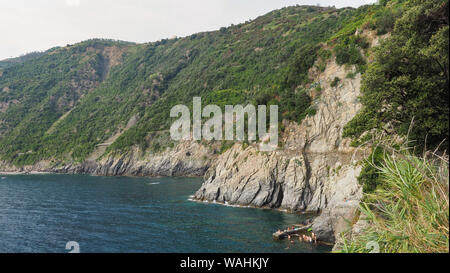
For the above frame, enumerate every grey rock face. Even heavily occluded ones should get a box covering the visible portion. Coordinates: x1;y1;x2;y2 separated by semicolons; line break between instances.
69;141;213;177
332;216;371;251
1;141;214;177
194;59;366;243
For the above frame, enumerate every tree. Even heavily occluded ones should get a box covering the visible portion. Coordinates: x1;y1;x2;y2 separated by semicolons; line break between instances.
344;0;449;151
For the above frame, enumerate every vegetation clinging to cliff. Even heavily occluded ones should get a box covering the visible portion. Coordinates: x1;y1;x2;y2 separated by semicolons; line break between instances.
1;5;386;166
344;0;449;152
339;144;449;253
338;1;449;253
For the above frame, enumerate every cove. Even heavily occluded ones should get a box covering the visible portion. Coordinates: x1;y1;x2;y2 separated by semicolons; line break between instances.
0;174;331;253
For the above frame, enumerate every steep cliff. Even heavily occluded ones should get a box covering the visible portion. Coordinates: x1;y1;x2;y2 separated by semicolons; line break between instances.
193;54;370;242
0;3;398;246
192;29;391;243
0;140;214;177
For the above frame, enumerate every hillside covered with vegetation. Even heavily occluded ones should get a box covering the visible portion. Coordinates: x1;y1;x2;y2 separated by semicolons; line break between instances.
0;3;392;165
0;52;46;69
0;0;447;169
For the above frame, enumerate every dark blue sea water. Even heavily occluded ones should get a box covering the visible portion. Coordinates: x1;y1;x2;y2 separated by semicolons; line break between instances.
0;174;330;253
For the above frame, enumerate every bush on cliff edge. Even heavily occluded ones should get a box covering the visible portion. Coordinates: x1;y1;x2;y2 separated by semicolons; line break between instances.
338;145;449;253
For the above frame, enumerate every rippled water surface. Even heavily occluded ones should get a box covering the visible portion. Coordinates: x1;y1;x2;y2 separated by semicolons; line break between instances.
0;175;330;253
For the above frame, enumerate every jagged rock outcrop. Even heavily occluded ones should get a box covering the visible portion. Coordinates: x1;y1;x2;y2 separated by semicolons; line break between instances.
332;216;370;251
1;141;214;177
194;59;366;243
76;141;213;176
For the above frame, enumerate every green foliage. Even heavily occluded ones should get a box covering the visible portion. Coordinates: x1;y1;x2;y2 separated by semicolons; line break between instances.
338;146;449;253
334;35;367;69
202;89;248;109
358;147;384;193
219;141;234;154
0;51;46;69
283;44;318;90
314;48;332;72
280;88;313;123
330;77;341;87
344;0;449;151
317;47;332;61
306;107;317;117
373;9;396;35
346;71;356;79
0;39;133;165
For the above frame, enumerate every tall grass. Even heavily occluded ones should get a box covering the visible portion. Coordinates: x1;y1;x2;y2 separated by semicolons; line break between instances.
339;145;449;253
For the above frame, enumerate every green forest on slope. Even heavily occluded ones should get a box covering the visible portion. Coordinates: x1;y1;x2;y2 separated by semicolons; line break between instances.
0;52;46;69
0;1;447;167
344;0;449;194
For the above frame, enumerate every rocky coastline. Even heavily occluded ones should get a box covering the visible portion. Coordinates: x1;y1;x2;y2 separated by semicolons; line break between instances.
1;55;375;247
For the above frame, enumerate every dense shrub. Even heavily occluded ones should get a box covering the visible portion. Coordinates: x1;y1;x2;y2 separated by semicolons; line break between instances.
330;77;341;87
338;145;449;253
344;0;449;152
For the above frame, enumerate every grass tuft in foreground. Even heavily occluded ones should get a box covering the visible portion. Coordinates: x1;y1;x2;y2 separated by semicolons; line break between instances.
339;144;449;253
